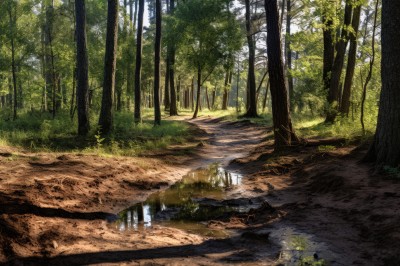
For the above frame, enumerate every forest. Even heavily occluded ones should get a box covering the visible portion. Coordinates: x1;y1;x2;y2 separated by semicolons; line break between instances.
0;0;399;265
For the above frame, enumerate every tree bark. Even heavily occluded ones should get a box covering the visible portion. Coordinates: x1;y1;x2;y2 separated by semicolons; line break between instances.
364;0;400;168
322;12;334;98
326;1;353;123
205;86;211;110
168;0;178;116
134;0;144;123
192;66;201;119
75;0;90;135
164;56;170;110
7;2;17;120
99;0;119;135
285;0;294;109
222;71;229;110
153;0;162;125
244;0;258;117
263;80;270;112
340;5;361;115
191;77;194;111
265;0;298;149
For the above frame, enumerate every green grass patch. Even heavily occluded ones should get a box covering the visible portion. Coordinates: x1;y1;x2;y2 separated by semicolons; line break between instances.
0;109;192;156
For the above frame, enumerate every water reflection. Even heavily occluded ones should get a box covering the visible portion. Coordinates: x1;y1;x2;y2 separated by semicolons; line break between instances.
114;163;243;234
271;227;334;265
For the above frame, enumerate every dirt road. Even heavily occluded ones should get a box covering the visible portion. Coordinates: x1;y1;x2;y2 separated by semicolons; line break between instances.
1;117;400;266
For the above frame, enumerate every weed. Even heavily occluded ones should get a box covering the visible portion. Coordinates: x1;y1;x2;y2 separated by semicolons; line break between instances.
317;145;336;152
383;166;400;180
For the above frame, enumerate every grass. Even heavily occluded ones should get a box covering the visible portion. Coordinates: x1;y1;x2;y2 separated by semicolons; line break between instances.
194;107;377;141
294;114;376;141
0;109;192;156
0;106;377;155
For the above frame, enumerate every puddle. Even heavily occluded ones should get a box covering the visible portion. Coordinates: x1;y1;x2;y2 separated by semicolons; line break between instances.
270;227;337;265
112;163;244;237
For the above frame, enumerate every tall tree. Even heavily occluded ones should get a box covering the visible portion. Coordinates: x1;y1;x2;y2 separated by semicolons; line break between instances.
163;0;170;111
99;0;119;135
75;0;90;135
134;0;144;123
322;3;335;102
340;4;362;115
153;0;162;125
285;0;294;109
168;0;178;116
364;0;399;168
170;0;241;119
7;0;17;120
265;0;298;149
244;0;258;117
326;1;353;123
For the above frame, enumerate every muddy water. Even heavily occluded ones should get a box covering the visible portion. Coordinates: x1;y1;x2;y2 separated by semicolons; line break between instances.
270;226;338;265
111;163;245;237
110;163;338;265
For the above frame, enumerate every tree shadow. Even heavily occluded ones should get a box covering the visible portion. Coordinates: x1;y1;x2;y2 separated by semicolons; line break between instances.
7;235;278;266
0;192;115;221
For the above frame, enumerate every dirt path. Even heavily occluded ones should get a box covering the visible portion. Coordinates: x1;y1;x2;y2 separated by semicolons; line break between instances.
1;117;400;266
0;117;271;265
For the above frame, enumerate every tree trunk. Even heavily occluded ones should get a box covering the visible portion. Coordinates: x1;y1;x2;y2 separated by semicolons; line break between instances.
75;0;90;135
205;86;211;110
99;0;119;135
236;62;240;112
168;0;178;116
134;0;144;123
285;0;294;109
263;80;270;112
153;0;162;125
191;77;194;111
265;0;298;149
222;71;229;110
244;0;258;117
340;5;361;115
322;12;334;98
70;67;76;120
326;2;353;123
192;66;201;119
164;56;170;110
7;2;17;120
212;87;216;110
364;0;400;168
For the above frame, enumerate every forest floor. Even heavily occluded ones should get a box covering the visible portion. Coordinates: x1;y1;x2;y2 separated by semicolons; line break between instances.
0;116;400;266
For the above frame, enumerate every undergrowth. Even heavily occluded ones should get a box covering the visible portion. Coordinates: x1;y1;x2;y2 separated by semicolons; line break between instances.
0;109;191;156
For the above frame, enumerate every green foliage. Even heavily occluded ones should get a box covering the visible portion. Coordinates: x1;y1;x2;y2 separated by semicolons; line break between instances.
317;145;336;152
382;166;400;180
0;109;191;156
170;0;242;75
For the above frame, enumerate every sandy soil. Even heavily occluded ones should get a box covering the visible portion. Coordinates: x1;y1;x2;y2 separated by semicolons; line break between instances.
1;117;400;266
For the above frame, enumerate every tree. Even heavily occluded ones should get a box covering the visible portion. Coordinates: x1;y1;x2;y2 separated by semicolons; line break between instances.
99;0;119;135
153;0;162;125
75;0;90;135
134;0;144;123
322;2;335;98
325;1;352;123
340;4;362;115
6;0;18;120
265;0;298;149
244;0;258;117
169;0;241;119
285;0;294;109
168;0;178;116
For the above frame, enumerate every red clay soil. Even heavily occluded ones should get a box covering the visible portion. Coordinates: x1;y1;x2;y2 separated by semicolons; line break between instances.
0;117;400;266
